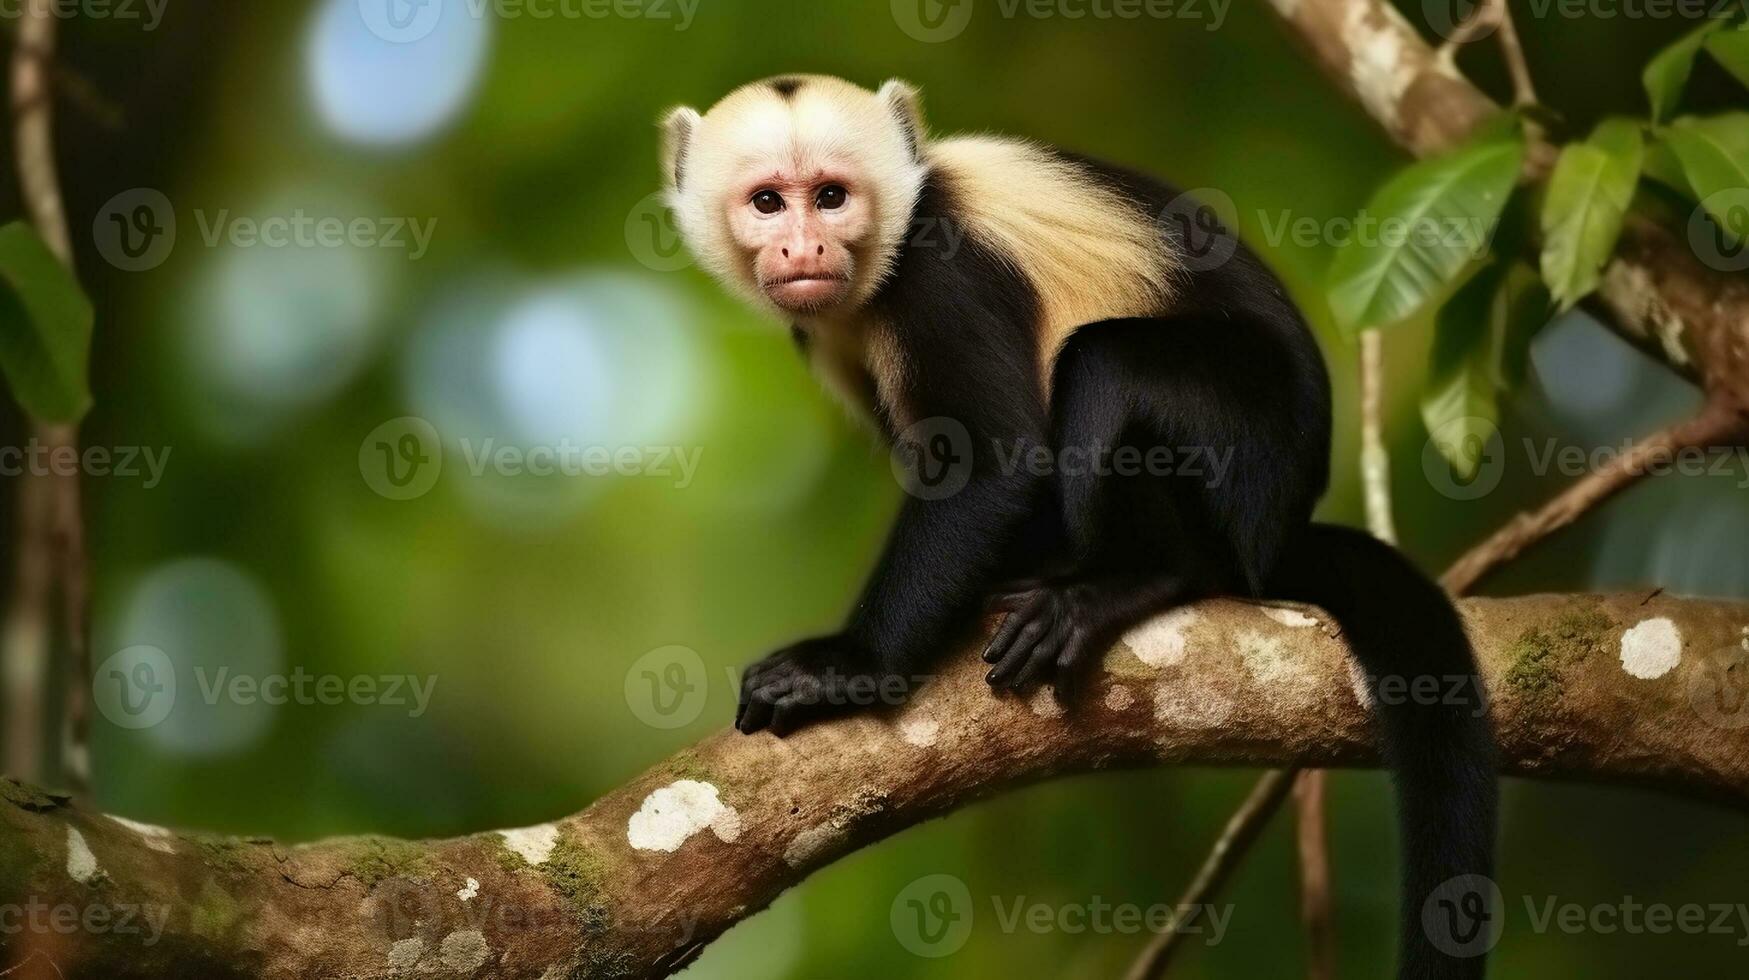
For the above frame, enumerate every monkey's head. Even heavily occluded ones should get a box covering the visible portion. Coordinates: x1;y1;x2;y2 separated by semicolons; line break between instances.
661;75;927;318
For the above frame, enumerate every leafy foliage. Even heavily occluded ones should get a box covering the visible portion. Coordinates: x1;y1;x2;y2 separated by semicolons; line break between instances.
1661;113;1749;244
1539;119;1643;311
1331;5;1749;480
1326;133;1523;339
1420;261;1549;479
0;221;93;422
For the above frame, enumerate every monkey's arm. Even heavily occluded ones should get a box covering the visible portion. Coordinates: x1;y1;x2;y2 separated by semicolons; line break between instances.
737;314;1050;734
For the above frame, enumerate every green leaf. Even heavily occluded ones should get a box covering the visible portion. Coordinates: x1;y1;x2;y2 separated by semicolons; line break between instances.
1327;134;1524;339
1661;113;1749;242
1539;119;1644;311
1420;261;1550;479
1643;19;1719;122
0;222;93;422
1642;137;1693;197
1704;20;1749;89
1492;263;1553;391
1421;265;1503;482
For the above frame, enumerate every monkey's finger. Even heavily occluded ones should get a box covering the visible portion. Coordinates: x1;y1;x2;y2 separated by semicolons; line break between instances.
1011;617;1073;690
737;690;778;734
767;694;813;737
982;594;1046;663
987;616;1051;687
1052;627;1094;703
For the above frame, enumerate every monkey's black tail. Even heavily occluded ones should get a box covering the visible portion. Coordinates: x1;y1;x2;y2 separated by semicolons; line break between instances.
1272;522;1497;980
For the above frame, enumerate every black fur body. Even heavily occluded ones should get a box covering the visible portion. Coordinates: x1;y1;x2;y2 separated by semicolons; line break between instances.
735;149;1497;980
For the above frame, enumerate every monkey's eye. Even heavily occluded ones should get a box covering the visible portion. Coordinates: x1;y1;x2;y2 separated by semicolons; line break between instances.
751;190;785;215
816;185;848;211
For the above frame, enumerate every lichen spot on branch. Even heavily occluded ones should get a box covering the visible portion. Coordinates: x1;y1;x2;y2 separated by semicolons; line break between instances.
66;827;102;884
1122;607;1201;668
627;780;743;853
498;823;562;866
1620;617;1683;680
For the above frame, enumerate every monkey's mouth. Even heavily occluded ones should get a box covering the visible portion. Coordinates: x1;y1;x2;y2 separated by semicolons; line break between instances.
765;272;850;286
764;272;852;310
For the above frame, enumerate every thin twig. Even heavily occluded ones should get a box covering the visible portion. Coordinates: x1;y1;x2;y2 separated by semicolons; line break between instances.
1490;0;1539;106
1441;403;1746;594
6;0;91;793
1359;331;1398;545
1436;0;1501;61
1292;769;1336;980
1124;770;1296;980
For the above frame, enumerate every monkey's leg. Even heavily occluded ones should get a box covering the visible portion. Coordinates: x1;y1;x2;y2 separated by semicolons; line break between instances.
983;316;1318;702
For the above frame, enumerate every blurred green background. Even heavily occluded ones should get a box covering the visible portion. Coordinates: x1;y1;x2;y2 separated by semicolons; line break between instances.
3;0;1748;976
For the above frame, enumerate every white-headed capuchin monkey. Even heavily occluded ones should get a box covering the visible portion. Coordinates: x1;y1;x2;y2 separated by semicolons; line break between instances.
662;75;1495;979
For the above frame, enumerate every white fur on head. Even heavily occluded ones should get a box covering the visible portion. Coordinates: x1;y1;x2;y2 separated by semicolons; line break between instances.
660;75;929;316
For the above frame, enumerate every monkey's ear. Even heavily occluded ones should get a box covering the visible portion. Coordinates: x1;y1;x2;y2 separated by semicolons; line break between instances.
876;79;924;159
661;106;701;190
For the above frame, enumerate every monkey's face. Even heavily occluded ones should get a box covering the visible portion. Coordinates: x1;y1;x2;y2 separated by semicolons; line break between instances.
661;75;928;320
728;165;871;314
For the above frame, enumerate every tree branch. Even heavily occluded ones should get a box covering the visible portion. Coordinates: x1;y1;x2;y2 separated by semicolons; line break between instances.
4;593;1746;978
1270;0;1749;412
1440;402;1747;594
5;0;92;794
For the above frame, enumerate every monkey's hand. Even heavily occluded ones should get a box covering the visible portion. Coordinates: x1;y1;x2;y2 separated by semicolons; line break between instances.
981;583;1104;703
735;634;905;736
